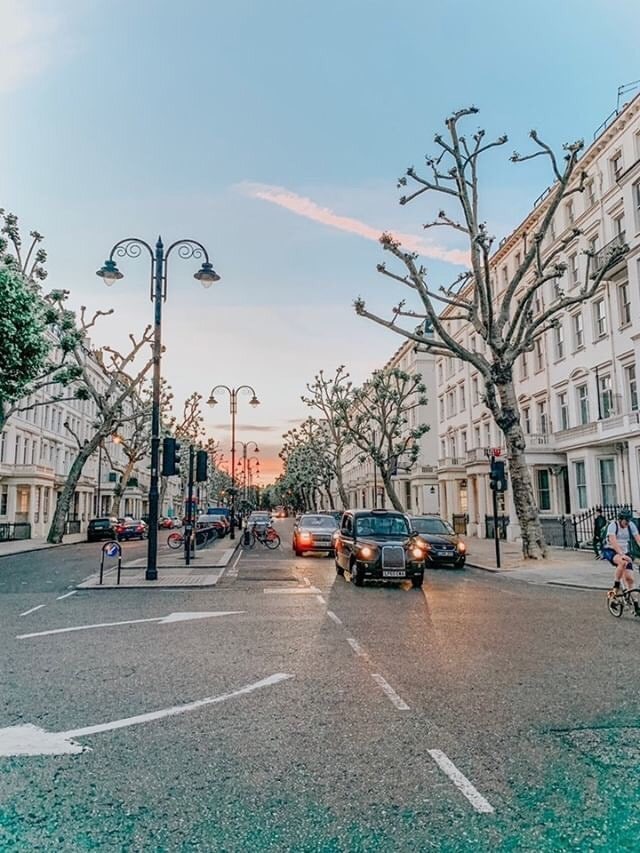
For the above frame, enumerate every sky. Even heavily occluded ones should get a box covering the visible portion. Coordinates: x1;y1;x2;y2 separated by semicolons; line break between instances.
1;0;639;481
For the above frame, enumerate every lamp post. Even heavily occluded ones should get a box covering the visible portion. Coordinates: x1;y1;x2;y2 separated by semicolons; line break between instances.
233;441;260;503
207;386;260;539
97;237;220;580
246;456;260;504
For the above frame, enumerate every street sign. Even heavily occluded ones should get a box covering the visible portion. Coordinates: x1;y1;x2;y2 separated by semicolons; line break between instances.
105;542;119;558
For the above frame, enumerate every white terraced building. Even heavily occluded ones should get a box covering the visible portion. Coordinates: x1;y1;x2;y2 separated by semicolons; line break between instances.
335;338;440;516
0;351;181;542
436;91;640;544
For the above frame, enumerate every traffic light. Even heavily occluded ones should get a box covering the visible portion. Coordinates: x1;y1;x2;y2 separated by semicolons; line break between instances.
489;458;508;492
196;449;208;482
161;437;181;477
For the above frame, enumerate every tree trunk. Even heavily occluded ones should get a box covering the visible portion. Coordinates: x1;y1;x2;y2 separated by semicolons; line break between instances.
47;433;104;544
334;458;349;509
324;484;335;509
381;467;404;512
112;460;135;517
496;381;548;559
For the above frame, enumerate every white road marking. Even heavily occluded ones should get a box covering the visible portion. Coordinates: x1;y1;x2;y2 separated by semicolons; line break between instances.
263;587;321;595
56;591;77;600
315;594;326;604
17;611;244;640
371;674;410;711
326;610;342;625
303;577;311;586
20;604;46;617
228;551;242;577
0;673;294;757
346;637;368;658
428;749;495;814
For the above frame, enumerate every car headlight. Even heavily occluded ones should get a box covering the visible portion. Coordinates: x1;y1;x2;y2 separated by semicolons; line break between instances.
457;541;466;552
411;547;426;559
359;545;374;559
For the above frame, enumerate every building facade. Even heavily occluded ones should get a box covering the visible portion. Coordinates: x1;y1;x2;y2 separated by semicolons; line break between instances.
437;92;640;542
335;339;440;515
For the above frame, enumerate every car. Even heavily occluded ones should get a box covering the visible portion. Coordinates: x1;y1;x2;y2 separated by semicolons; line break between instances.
116;519;147;541
87;517;119;542
334;509;427;588
409;516;467;568
292;513;340;556
196;514;227;537
158;517;176;529
248;511;271;531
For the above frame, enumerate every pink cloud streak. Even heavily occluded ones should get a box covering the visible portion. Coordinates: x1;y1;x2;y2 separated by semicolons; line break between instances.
240;182;469;266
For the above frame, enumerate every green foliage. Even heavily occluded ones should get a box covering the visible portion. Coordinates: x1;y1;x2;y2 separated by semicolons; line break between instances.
0;264;49;409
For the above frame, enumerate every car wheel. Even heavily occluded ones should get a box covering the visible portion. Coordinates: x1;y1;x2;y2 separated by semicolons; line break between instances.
294;548;303;557
411;572;424;589
350;560;364;587
454;559;465;569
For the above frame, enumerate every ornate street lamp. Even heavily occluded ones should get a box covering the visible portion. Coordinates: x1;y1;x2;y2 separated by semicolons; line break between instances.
97;236;220;580
207;386;260;538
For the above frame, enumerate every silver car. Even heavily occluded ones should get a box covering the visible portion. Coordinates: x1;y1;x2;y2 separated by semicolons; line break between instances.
293;513;339;556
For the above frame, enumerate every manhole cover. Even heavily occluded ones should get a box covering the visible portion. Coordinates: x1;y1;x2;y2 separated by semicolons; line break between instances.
557;727;640;768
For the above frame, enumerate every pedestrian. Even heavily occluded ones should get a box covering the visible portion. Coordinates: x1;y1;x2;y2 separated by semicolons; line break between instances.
593;507;607;559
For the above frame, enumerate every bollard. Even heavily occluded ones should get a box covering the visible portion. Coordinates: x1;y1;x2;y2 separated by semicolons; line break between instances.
100;540;123;585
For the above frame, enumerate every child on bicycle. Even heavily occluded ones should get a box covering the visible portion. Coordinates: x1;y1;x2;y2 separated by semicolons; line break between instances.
604;508;640;613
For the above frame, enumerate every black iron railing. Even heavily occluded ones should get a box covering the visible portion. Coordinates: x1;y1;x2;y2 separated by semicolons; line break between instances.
485;515;509;540
571;504;636;550
0;523;31;541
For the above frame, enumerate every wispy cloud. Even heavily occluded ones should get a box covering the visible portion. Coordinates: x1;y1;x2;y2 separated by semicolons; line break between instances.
0;1;66;93
209;423;279;433
239;182;469;266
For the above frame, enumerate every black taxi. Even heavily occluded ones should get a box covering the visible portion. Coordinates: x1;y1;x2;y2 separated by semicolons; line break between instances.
334;509;427;588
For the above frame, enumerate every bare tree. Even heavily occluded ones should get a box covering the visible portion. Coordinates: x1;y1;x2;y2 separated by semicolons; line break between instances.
47;309;154;543
354;107;628;558
279;418;336;511
337;368;428;512
301;366;355;509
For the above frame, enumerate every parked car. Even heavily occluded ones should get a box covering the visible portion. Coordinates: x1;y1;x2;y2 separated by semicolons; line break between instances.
158;517;176;529
292;513;340;556
334;509;427;587
87;517;119;543
196;514;227;538
247;511;271;531
116;519;148;541
409;515;466;569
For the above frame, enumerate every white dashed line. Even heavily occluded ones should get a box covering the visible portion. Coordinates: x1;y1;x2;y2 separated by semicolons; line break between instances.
20;604;46;617
326;610;342;625
315;594;326;604
263;587;321;595
428;749;495;814
370;674;410;710
56;591;77;601
346;637;368;658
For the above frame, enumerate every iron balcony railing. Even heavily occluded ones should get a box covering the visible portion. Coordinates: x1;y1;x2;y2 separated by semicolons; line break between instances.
592;232;626;273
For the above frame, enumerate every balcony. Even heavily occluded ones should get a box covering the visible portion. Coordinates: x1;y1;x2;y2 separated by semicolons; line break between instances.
593;233;627;275
525;433;552;447
438;456;465;471
9;464;55;481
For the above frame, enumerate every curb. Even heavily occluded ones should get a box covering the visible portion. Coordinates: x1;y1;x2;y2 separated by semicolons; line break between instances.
0;539;80;560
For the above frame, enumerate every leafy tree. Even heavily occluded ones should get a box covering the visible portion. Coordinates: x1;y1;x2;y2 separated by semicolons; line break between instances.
354;107;628;557
301;366;354;509
279;417;341;511
336;368;428;512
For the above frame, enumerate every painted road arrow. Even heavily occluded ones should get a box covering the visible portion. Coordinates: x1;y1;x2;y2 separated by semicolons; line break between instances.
16;611;245;640
0;673;293;757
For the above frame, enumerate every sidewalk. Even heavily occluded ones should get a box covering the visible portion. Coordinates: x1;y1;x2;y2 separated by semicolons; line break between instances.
0;532;86;558
78;533;241;589
464;536;612;590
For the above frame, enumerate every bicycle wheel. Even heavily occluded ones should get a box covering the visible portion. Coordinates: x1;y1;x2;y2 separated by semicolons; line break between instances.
265;533;281;550
241;529;255;549
607;593;624;617
167;533;183;550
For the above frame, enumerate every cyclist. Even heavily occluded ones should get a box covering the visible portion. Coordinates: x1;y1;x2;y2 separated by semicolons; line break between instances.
604;509;640;612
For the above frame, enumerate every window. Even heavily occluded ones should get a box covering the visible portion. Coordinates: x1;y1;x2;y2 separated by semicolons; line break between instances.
611;150;623;182
572;312;584;350
634;182;640;231
593;298;607;338
22;438;29;465
568;253;578;287
553;322;565;360
514;252;522;270
566;200;574;225
438;362;444;385
618;281;631;326
459;382;466;412
439;398;444;422
536;400;549;434
446;390;456;417
461;430;468;453
501;266;509;290
598;373;614;419
520;351;529;380
614;213;625;239
536;469;551;511
586;179;596;207
574;461;587;509
522;406;531;435
625;364;638;412
473;426;481;448
599;458;617;505
440;439;446;458
0;432;5;463
471;376;479;405
534;338;544;372
404;480;412;510
558;392;569;431
577;384;590;425
588;234;599;257
483;422;491;447
0;484;6;515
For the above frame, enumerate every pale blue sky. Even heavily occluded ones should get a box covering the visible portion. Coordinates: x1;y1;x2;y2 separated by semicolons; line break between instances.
1;0;639;475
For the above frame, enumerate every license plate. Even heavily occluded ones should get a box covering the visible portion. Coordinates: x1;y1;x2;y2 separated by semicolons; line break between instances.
383;570;406;578
436;551;453;557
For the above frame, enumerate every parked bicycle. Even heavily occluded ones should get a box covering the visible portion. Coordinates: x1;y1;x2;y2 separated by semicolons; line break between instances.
240;523;281;550
167;528;217;550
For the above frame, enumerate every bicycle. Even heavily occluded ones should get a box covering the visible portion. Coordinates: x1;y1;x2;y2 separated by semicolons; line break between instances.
167;528;217;550
607;585;640;618
240;524;281;550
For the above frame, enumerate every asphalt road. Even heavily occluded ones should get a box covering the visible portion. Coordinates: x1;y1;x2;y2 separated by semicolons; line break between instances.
1;520;639;851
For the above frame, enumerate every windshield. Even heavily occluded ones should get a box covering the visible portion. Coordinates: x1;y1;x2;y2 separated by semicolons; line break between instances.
355;514;410;537
412;518;455;535
300;515;337;528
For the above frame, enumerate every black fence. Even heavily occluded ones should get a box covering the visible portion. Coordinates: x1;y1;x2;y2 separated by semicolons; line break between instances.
64;520;81;535
0;523;31;542
539;516;577;548
571;504;636;550
485;515;509;540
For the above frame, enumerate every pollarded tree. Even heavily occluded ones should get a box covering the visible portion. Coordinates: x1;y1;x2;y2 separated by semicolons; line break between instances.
337;368;428;513
355;107;628;558
279;420;336;511
301;366;355;509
